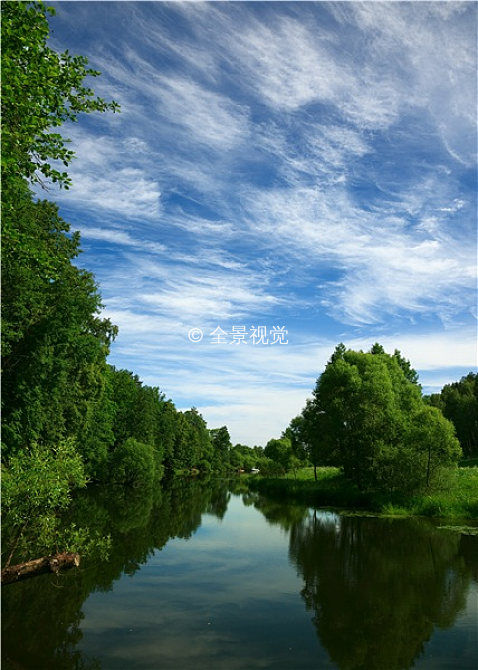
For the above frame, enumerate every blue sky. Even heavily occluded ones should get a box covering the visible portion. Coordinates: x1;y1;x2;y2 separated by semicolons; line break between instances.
46;1;477;446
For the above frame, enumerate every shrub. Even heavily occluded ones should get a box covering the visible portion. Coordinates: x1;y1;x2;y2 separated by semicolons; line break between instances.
110;438;155;486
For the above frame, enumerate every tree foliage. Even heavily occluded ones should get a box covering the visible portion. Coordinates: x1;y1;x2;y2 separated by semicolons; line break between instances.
264;437;293;471
426;373;478;457
1;0;119;189
210;426;232;470
110;438;156;487
1;185;117;462
282;344;461;494
2;440;87;567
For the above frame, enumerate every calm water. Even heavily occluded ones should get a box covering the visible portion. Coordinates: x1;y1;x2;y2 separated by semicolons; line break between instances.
2;478;477;670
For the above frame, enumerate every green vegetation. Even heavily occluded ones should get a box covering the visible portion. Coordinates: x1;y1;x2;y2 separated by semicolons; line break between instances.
2;2;476;574
0;2;241;570
257;345;477;519
256;344;475;519
425;372;478;458
249;466;478;519
304;344;461;494
248;468;369;509
1;0;119;189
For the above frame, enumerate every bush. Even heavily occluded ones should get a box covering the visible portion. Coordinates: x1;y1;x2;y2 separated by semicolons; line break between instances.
2;439;87;566
258;457;285;477
110;438;155;486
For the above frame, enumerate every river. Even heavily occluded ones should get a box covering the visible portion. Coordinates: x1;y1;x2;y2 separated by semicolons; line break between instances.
2;477;477;669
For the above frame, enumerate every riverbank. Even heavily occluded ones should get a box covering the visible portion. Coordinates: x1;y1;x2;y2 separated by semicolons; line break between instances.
247;466;478;520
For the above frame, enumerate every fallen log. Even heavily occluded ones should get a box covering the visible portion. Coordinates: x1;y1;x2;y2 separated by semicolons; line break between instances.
1;552;80;585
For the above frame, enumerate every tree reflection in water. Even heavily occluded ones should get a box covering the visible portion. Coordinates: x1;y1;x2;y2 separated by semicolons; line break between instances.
2;482;476;670
253;494;477;670
1;477;231;670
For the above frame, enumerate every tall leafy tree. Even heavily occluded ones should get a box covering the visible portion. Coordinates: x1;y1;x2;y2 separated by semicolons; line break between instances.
264;437;293;472
158;400;179;470
287;401;332;480
184;408;213;471
172;412;196;472
308;344;460;493
1;192;117;458
1;0;119;189
210;426;232;470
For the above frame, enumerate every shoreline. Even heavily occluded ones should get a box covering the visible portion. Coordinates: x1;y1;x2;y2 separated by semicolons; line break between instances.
246;466;478;522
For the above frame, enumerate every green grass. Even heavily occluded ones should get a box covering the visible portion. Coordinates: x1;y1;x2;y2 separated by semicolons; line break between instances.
248;466;478;520
407;467;478;518
248;467;370;509
283;466;340;481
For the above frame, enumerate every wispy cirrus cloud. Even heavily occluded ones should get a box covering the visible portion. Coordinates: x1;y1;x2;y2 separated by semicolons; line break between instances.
78;226;167;254
241;177;476;326
155;75;250;151
46;1;476;444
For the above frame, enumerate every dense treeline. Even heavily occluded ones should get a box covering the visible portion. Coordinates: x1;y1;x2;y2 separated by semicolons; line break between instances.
1;2;246;570
425;373;478;459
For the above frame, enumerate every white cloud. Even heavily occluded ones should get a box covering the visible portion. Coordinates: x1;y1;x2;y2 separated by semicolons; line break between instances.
229;15;350;112
52;129;162;219
79;227;166;254
44;2;476;446
156;75;250;150
241;177;476;326
127;257;281;321
67;168;161;218
333;1;477;162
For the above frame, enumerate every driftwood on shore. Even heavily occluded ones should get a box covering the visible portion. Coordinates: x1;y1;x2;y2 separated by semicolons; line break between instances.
1;552;80;585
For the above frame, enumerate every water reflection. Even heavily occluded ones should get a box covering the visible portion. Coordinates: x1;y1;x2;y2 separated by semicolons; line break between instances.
2;477;231;670
2;480;477;670
251;494;477;670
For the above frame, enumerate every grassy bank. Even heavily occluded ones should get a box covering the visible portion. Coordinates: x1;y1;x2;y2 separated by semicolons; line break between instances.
247;466;478;520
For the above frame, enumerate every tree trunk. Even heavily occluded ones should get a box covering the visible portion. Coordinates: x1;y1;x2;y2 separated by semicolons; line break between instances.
1;552;80;585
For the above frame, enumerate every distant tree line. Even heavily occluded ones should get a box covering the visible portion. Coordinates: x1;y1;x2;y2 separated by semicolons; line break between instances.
424;373;478;459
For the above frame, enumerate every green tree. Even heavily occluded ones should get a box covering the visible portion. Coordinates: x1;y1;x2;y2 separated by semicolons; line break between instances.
392;348;420;386
407;406;462;488
309;344;460;493
171;412;195;471
294;400;333;480
210;426;232;470
230;443;259;471
264;437;293;471
1;0;119;189
184;408;213;471
110;438;156;487
1;191;117;459
1;0;118;564
158;400;179;470
426;373;478;457
2;440;87;568
110;369;143;448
